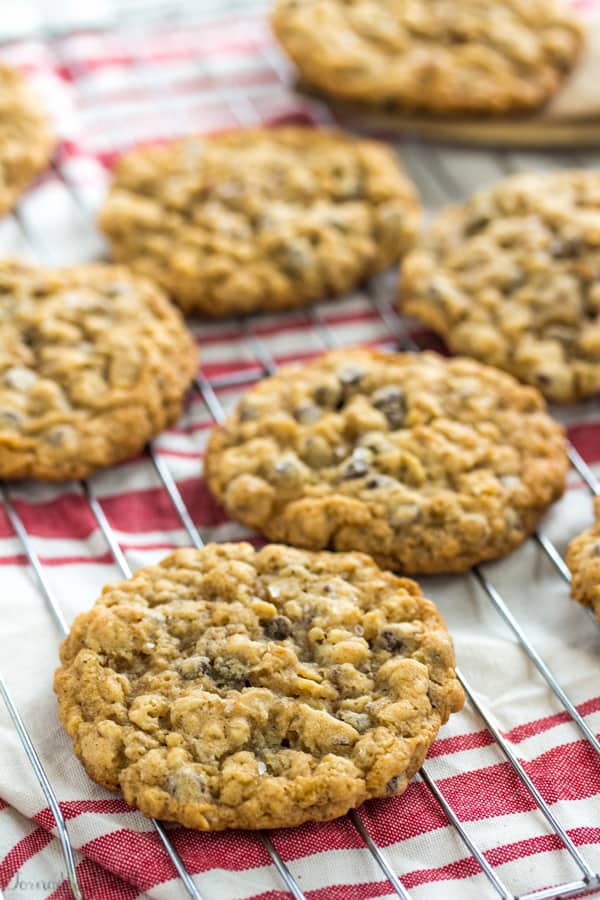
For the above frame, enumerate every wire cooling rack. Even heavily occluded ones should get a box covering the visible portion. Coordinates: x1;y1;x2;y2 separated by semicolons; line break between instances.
0;2;599;900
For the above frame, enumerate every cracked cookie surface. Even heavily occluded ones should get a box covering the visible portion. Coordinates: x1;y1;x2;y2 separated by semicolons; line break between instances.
566;498;600;621
99;127;421;316
401;171;600;404
0;65;53;214
54;542;464;830
205;349;567;574
272;0;583;116
0;260;197;480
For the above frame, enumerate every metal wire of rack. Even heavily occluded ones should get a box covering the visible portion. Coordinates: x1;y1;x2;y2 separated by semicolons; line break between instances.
0;5;599;900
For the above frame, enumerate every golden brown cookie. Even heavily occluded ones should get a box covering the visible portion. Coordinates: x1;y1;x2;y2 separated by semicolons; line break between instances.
0;65;53;214
401;171;600;404
272;0;583;116
204;349;568;574
566;497;600;621
0;260;197;481
99;127;421;316
54;542;464;830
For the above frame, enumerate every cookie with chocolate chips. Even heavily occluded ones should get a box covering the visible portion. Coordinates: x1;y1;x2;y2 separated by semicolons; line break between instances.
272;0;583;116
566;498;600;621
205;349;568;574
0;260;197;480
0;65;54;215
54;542;464;829
401;171;600;404
99;127;420;316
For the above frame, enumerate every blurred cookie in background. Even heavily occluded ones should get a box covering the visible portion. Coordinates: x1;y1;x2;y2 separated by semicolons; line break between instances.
0;64;54;214
0;260;197;480
99;127;421;317
567;498;600;621
401;170;600;403
272;0;583;116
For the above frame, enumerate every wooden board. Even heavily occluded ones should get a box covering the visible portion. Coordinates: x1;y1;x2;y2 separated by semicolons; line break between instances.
300;17;600;149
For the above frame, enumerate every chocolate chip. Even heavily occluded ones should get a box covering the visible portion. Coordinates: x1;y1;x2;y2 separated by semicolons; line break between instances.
366;475;396;490
372;386;406;429
164;769;207;800
177;655;210;679
293;403;321;424
549;237;584;259
262;615;292;640
378;630;405;653
302;435;333;468
279;243;314;277
44;425;78;449
328;664;342;686
211;655;249;689
386;775;402;794
314;381;342;408
338;365;364;387
426;284;444;301
464;214;490;237
593;542;600;557
338;710;371;733
342;459;369;480
0;410;21;429
390;504;421;527
103;281;134;298
239;403;260;422
272;459;302;486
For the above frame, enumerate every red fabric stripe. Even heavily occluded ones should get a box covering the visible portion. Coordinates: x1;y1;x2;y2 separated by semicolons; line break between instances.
428;730;495;757
430;693;600;757
568;423;600;465
223;826;600;900
81;827;269;889
0;492;95;540
0;479;224;540
81;829;177;891
98;479;223;534
0;552;115;568
0;827;54;889
505;695;600;744
47;858;139;900
402;826;600;890
246;884;392;900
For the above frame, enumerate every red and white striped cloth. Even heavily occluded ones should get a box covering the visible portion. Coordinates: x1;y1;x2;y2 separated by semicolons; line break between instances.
1;3;600;899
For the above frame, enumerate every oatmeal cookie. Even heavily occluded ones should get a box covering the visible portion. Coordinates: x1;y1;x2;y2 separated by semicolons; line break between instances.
272;0;583;116
401;171;600;404
566;498;600;621
99;127;421;316
0;65;54;215
204;349;567;574
54;542;464;830
0;260;197;481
